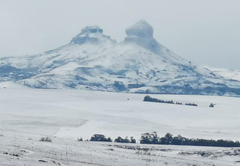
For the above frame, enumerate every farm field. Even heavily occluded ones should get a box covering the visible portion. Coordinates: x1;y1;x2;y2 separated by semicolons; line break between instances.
1;88;240;165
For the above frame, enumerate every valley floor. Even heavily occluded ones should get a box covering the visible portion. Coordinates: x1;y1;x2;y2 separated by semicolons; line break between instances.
0;88;240;165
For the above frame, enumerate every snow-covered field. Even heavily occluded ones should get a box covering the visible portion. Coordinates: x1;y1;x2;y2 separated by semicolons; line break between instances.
1;87;240;165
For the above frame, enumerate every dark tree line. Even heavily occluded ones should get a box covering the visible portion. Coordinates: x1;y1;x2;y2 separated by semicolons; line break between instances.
140;132;240;147
143;95;174;104
90;134;112;142
89;134;136;143
185;103;198;106
143;95;217;107
114;136;136;143
86;132;239;147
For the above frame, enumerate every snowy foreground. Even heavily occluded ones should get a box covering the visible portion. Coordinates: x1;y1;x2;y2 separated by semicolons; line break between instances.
1;88;240;165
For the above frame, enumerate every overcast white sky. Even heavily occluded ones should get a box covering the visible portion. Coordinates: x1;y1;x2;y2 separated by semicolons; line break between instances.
0;0;239;69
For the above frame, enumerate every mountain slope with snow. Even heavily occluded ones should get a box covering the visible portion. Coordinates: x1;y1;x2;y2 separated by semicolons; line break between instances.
0;20;240;96
211;68;240;81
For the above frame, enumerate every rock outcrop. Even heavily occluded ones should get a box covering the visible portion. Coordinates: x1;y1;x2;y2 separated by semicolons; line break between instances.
71;25;116;45
124;20;160;54
126;20;153;38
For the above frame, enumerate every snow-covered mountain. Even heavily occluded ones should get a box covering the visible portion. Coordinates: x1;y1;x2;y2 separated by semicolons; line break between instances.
1;20;240;96
210;68;240;82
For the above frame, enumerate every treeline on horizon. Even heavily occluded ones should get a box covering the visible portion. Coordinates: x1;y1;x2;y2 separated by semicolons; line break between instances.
143;95;215;107
81;132;240;147
143;95;198;106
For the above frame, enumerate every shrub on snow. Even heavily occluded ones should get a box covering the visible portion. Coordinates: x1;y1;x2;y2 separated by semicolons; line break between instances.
39;136;52;142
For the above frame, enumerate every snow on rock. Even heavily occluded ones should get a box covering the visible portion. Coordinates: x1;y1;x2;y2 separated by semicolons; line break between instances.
0;20;240;96
124;20;161;53
126;20;153;38
70;25;116;45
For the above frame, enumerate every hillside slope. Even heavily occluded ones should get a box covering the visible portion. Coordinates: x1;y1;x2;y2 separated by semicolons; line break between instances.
1;20;240;95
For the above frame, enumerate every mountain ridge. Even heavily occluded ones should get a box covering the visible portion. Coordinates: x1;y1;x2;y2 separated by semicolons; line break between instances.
1;20;240;96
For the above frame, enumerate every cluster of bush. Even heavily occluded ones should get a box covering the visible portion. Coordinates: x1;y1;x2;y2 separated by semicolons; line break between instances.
143;95;174;104
144;95;214;107
140;132;240;147
39;137;52;142
185;103;198;106
40;132;239;147
81;132;240;147
90;134;112;142
79;134;136;143
114;136;136;143
209;103;214;107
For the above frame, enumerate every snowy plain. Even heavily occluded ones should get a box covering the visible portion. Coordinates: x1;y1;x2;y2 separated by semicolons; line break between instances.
1;87;240;165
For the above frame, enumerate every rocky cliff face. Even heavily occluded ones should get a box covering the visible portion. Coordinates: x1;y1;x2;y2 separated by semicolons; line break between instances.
0;20;240;96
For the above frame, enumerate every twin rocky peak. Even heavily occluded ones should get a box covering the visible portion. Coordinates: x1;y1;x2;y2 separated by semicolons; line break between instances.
70;20;161;54
1;20;240;96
